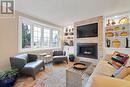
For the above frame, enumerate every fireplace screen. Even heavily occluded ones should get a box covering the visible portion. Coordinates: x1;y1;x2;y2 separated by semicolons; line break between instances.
77;43;97;59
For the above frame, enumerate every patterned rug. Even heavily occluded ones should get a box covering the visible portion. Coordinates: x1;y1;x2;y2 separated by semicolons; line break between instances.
35;68;66;87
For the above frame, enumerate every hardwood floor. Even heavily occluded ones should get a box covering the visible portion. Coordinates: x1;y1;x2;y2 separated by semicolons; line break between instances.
14;62;74;87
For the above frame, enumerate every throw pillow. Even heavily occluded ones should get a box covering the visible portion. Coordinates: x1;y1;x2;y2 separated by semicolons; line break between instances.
27;54;38;62
125;55;130;66
108;51;129;68
111;66;124;77
123;74;130;81
115;66;130;79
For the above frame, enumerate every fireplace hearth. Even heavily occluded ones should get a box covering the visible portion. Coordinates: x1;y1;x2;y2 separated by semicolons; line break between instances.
77;43;98;59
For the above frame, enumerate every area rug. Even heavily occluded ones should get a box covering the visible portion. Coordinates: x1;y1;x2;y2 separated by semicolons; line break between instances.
35;68;66;87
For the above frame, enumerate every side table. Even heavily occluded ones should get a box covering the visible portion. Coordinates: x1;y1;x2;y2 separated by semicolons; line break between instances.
39;53;52;63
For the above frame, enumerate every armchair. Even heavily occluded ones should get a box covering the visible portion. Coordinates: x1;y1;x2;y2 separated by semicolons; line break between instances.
10;54;45;80
53;50;68;64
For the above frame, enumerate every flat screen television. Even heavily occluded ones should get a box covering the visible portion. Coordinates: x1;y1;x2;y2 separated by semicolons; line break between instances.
77;23;98;38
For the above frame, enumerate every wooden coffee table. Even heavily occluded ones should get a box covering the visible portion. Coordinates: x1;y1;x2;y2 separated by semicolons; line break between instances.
66;61;92;87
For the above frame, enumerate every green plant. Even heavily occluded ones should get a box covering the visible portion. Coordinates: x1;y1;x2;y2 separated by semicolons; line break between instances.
0;72;5;80
69;53;75;56
0;69;17;80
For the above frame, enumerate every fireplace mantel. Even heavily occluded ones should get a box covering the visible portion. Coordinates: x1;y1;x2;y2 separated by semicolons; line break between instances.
74;16;103;62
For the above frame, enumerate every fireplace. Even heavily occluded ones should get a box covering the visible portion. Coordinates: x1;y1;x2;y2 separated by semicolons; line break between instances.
77;43;98;59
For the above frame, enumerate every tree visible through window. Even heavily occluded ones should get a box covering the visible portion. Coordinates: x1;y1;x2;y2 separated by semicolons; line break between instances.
22;23;31;49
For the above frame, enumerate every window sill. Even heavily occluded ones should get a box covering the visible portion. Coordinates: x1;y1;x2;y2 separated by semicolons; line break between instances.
18;47;62;53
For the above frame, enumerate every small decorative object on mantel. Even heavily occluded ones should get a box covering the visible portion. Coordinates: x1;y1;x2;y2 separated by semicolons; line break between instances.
106;19;111;26
114;32;119;37
125;38;129;48
69;29;71;32
122;27;126;30
70;40;74;46
72;28;74;31
120;31;128;36
112;39;120;48
111;19;116;25
106;32;114;37
114;26;121;31
66;28;68;32
119;16;129;24
106;38;111;47
64;33;68;36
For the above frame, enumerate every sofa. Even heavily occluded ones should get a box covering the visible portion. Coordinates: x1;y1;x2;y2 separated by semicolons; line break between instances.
85;55;130;87
10;54;45;80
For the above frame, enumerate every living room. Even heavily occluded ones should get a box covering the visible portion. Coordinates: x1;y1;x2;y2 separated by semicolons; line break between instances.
0;0;130;87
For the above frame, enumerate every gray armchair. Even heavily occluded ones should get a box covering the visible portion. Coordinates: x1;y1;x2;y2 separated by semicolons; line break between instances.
53;50;68;64
10;54;45;80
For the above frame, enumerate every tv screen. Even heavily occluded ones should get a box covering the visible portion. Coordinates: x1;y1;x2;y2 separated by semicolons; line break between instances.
77;23;98;38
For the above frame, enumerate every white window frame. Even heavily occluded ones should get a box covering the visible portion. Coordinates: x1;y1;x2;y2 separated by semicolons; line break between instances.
18;16;61;52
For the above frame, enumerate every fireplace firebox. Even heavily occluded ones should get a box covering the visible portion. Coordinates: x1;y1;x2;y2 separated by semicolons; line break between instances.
77;43;98;59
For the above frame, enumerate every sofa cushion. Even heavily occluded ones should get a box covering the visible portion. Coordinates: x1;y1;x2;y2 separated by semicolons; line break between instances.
125;54;130;66
123;74;130;81
53;56;67;59
108;51;129;68
115;66;130;79
27;54;38;63
15;54;28;60
24;60;43;68
111;66;124;77
94;60;117;76
53;51;65;56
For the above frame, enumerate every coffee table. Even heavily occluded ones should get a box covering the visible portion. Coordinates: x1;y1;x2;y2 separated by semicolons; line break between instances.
66;61;92;87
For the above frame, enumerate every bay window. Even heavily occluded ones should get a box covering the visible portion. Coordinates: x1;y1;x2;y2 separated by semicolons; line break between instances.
19;17;61;52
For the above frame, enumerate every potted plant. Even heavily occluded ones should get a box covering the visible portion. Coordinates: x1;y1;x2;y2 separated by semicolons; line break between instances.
69;53;75;62
0;69;18;87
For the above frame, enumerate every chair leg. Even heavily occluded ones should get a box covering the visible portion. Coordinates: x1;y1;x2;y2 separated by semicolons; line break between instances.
66;59;68;64
43;65;45;70
32;72;36;80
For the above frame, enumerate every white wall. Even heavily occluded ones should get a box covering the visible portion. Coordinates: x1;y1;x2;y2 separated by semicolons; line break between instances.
0;11;62;70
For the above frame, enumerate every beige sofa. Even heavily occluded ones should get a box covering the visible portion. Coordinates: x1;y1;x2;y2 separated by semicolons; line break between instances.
85;55;130;87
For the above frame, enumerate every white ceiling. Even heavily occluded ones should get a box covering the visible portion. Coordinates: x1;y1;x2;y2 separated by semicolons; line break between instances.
15;0;130;26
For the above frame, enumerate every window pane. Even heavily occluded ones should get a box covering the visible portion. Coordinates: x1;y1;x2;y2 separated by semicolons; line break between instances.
52;30;59;47
22;23;31;49
43;28;50;47
33;26;42;48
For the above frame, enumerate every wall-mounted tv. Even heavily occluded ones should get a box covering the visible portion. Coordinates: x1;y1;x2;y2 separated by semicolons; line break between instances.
77;23;98;38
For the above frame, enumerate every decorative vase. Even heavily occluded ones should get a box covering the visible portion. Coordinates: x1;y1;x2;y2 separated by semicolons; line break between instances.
69;55;75;62
106;38;111;47
0;75;16;87
112;39;120;48
125;38;129;48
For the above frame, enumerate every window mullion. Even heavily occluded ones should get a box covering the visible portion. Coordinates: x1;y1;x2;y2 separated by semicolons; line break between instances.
31;24;34;49
41;27;44;48
50;29;53;47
